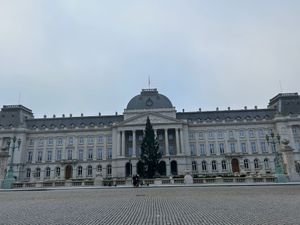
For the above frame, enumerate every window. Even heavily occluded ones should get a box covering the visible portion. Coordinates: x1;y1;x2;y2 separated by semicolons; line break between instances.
264;158;269;170
239;130;245;138
26;168;31;178
107;164;112;176
230;143;236;153
88;149;93;160
67;149;72;160
38;138;44;146
292;127;297;135
36;168;41;179
199;132;204;140
192;161;197;172
77;166;83;176
128;135;133;141
229;131;234;138
55;167;60;177
219;143;225;154
56;149;62;161
261;142;267;153
158;134;163;141
57;138;63;146
47;151;52;161
241;143;247;153
258;129;264;137
221;160;227;170
244;159;249;169
209;143;215;154
45;167;51;178
189;132;195;140
29;139;34;146
88;137;94;145
79;137;84;145
190;143;196;156
296;162;300;174
107;147;112;159
208;131;214;139
68;137;74;145
217;131;223;139
97;164;102;172
98;135;104;144
37;151;43;162
212;160;217;171
97;148;103;160
87;165;93;177
271;144;276;153
107;135;112;144
201;161;207;171
138;135;143;141
48;138;53;145
200;144;206;155
78;149;84;161
251;142;257;153
27;151;33;162
254;159;259;169
128;147;133;157
168;134;174;140
249;130;255;138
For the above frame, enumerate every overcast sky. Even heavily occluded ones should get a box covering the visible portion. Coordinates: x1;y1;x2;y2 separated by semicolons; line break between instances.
0;1;299;118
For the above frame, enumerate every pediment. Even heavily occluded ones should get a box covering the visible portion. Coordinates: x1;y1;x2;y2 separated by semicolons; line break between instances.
118;112;182;126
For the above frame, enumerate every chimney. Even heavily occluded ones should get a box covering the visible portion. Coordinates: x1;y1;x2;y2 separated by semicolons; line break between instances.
182;109;185;113
228;107;231;111
44;115;47;118
53;114;56;118
199;108;201;112
255;106;258;110
81;113;84;117
99;112;101;116
216;107;219;111
70;114;72;117
244;106;247;110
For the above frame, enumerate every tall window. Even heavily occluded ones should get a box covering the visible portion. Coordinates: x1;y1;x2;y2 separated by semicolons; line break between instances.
27;151;33;162
87;165;93;177
55;167;60;177
88;137;94;145
209;143;215;154
258;129;264;137
198;132;204;140
230;143;236;153
47;151;52;161
67;149;72;160
189;132;195;140
190;143;196;156
79;137;84;145
97;164;102;172
78;149;84;161
56;149;62;161
229;130;234;138
29;139;34;146
244;159;249;169
251;142;257;153
97;148;103;160
98;135;104;144
36;168;41;179
37;151;43;162
57;138;63;146
68;137;74;145
264;158;269;170
48;138;53;146
261;142;267;153
221;160;227;170
26;168;31;178
254;159;259;169
88;149;93;160
239;130;245;138
77;166;82;176
107;147;112;159
219;143;225;154
107;165;112;176
200;144;206;155
241;143;247;153
208;131;214;139
249;130;255;138
107;135;112;144
45;167;51;178
192;161;197;172
217;131;223;139
212;160;217;171
201;161;207;171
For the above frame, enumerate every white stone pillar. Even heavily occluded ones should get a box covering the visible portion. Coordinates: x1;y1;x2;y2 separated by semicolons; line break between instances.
132;130;136;157
165;129;169;156
117;131;121;157
122;131;125;157
180;129;184;154
175;128;180;155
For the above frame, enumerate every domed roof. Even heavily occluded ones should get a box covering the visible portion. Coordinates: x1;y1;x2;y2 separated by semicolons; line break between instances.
126;89;173;110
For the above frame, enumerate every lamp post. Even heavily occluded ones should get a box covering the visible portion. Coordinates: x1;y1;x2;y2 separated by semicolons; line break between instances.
266;131;288;183
1;136;21;189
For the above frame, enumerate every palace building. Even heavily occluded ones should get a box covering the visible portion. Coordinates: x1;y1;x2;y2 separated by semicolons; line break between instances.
1;88;300;183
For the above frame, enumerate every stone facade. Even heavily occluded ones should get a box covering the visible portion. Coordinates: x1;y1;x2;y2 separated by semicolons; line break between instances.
0;89;300;184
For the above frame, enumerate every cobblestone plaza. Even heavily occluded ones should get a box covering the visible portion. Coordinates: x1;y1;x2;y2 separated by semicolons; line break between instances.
0;186;300;225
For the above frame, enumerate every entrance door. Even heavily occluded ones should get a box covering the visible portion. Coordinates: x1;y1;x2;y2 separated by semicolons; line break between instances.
171;160;178;175
65;165;73;180
231;158;240;173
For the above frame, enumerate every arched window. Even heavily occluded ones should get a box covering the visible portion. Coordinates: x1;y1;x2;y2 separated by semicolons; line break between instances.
264;158;269;170
221;160;227;170
97;164;102;172
254;159;259;169
77;166;83;177
244;159;249;169
36;168;41;179
212;160;217;171
55;167;61;177
87;165;93;177
45;167;51;178
26;168;31;178
201;161;207;171
107;165;112;176
192;161;197;172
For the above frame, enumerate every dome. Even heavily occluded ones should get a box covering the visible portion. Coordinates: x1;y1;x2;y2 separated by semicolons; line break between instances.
126;89;173;110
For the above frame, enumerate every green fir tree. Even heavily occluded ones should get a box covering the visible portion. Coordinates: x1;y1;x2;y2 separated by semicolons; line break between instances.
140;117;161;178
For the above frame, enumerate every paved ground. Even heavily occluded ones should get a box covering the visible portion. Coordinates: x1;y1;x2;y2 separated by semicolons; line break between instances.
0;186;300;225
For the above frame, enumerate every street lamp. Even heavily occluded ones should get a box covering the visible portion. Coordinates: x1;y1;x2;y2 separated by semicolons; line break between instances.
265;131;288;183
1;136;21;189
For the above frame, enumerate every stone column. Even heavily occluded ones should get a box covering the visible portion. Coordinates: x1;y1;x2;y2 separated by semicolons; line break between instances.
122;131;125;157
175;128;180;155
132;130;136;157
180;129;184;154
117;131;121;157
165;129;169;156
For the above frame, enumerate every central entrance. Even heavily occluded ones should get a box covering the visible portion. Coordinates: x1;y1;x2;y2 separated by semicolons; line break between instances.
231;158;240;173
65;165;73;180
